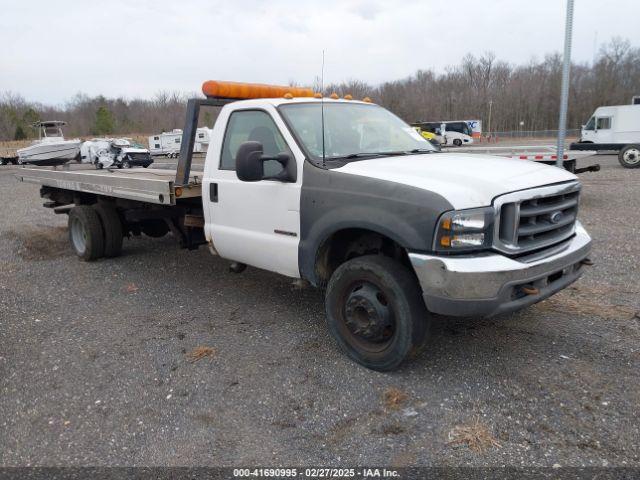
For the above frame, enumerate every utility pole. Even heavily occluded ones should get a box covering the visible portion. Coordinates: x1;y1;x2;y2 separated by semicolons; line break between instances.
556;0;574;167
487;99;493;138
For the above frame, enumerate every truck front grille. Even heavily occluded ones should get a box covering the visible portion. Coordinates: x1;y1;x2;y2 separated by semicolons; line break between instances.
128;153;151;162
494;182;581;255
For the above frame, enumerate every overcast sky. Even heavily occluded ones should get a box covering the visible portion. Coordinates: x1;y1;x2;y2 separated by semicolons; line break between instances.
1;0;638;105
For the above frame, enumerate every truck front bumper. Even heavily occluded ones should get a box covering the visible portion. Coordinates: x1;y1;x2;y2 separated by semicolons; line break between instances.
408;222;592;317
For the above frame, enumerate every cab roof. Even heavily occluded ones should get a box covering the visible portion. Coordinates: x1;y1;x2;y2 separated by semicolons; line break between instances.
223;97;373;108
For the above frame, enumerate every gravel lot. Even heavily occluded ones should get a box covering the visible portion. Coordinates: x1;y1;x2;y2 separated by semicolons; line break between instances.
0;153;638;467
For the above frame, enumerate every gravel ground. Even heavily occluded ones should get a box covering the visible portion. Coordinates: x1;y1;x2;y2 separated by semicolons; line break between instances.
0;153;638;467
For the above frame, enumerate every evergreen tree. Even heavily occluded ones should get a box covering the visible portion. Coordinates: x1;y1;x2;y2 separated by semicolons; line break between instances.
93;106;115;135
14;124;27;140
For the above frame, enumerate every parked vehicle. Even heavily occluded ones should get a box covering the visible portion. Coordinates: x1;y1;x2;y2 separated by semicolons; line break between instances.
570;104;640;168
16;121;81;166
80;138;153;169
16;81;592;371
148;127;211;157
413;127;442;149
0;155;19;166
413;121;475;146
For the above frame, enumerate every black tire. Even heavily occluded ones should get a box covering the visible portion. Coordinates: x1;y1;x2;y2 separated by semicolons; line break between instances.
68;205;105;261
618;144;640;168
94;204;123;258
325;255;430;371
141;219;169;238
123;160;131;168
453;138;462;147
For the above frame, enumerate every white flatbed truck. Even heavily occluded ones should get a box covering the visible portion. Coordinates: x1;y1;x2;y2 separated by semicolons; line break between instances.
447;145;600;174
570;104;640;168
16;81;593;371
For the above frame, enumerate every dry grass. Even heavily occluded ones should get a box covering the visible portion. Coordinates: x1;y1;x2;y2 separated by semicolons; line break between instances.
382;387;408;410
0;139;30;157
448;417;501;453
187;346;216;363
533;284;638;321
1;226;69;260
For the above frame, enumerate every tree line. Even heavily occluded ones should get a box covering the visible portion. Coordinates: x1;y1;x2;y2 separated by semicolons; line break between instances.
1;38;638;141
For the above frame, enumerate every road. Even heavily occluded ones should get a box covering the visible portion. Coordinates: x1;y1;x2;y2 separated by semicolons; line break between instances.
0;153;638;467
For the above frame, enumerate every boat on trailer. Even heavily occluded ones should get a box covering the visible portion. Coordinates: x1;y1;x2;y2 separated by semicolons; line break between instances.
17;121;81;166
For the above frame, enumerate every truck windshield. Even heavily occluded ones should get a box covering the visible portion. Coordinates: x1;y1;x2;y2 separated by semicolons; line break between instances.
279;102;435;164
584;117;595;131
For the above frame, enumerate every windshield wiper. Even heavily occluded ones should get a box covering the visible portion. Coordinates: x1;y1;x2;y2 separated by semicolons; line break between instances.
328;149;434;161
335;151;408;160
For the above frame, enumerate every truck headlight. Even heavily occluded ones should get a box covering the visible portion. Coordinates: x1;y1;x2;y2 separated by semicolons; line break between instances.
434;207;494;252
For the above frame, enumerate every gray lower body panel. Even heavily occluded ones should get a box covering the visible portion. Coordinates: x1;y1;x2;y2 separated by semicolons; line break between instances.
408;222;592;317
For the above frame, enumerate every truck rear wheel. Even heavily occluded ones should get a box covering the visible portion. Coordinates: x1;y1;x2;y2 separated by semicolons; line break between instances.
618;145;640;168
325;255;430;371
94;204;123;258
68;206;105;261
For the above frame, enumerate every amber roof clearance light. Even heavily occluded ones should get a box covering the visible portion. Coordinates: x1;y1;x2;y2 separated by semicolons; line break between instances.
202;80;314;100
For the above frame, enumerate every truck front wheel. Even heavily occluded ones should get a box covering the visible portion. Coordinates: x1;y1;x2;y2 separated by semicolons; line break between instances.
325;255;430;371
618;145;640;168
68;206;105;261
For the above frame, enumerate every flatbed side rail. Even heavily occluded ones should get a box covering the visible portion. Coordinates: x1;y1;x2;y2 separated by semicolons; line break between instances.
175;98;233;187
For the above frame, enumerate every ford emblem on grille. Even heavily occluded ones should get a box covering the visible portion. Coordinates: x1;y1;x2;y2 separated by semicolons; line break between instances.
550;211;564;224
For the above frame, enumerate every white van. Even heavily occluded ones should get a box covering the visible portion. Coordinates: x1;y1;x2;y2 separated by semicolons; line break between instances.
573;104;640;168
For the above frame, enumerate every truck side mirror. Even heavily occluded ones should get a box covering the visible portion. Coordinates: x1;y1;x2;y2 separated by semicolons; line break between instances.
235;141;296;183
236;141;264;181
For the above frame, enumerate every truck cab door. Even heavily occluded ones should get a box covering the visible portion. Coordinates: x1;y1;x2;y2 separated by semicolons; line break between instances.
202;106;302;278
594;116;613;143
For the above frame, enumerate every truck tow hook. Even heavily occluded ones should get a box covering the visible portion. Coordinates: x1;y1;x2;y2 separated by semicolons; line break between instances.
581;258;594;266
229;262;247;273
574;164;601;174
521;285;540;295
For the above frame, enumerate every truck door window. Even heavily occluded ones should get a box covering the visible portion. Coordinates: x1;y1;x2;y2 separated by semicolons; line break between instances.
596;117;611;130
584;117;595;130
220;110;292;176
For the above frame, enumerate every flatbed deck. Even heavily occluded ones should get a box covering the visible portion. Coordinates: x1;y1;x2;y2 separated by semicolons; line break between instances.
15;166;202;205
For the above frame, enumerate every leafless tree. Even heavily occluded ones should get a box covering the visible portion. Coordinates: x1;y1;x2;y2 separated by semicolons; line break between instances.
1;38;638;140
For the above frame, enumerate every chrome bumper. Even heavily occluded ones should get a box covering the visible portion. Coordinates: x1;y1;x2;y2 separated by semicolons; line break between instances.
408;222;592;317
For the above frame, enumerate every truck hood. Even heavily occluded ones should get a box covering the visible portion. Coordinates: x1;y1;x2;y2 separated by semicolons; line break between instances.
334;153;578;209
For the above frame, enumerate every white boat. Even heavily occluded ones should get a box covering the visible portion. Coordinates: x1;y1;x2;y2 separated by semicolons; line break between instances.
17;121;81;166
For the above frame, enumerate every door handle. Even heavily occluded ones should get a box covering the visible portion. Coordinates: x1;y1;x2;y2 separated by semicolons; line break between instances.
210;183;218;202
